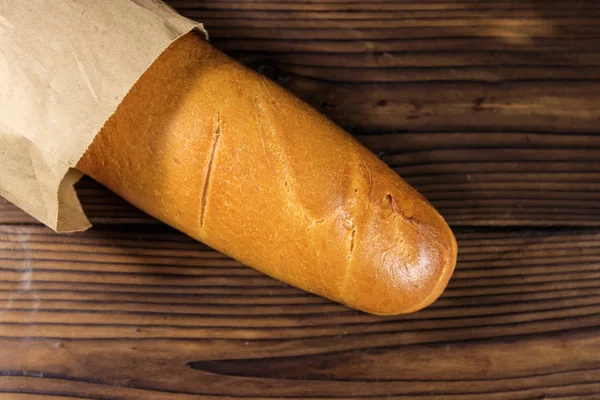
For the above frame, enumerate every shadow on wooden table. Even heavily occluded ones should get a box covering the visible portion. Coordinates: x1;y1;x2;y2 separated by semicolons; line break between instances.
2;186;599;396
5;214;595;396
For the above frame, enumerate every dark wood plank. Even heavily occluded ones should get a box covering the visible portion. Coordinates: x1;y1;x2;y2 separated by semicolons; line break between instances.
0;224;599;398
170;0;600;134
0;396;84;400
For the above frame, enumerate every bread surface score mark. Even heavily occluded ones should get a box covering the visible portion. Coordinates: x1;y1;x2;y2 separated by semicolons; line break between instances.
251;91;296;215
199;112;222;231
252;79;313;222
338;220;358;298
252;83;340;287
338;159;372;299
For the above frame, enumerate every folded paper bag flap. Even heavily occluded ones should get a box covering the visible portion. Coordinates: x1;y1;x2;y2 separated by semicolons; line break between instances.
0;0;206;231
0;126;86;231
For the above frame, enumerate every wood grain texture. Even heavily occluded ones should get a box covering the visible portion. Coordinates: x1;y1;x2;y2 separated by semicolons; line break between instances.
2;1;600;399
179;0;600;114
0;224;599;399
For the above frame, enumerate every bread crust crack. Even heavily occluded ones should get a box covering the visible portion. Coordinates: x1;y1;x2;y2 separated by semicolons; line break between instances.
199;112;222;230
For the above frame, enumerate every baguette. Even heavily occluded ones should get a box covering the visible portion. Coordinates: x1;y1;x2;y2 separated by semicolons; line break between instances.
76;31;457;315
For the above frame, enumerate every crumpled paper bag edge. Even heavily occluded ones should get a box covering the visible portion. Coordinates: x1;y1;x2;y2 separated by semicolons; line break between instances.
0;15;207;232
63;24;209;233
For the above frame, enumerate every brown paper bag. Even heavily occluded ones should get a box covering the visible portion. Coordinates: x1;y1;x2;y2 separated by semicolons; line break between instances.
0;0;206;231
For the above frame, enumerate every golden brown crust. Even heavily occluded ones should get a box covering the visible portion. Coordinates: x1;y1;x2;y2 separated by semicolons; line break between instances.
77;32;457;315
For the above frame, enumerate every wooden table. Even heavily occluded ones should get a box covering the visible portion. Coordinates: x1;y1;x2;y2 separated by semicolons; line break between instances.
1;1;600;398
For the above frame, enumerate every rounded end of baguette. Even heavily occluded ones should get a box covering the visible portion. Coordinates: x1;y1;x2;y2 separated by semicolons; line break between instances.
338;169;458;316
347;218;456;316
